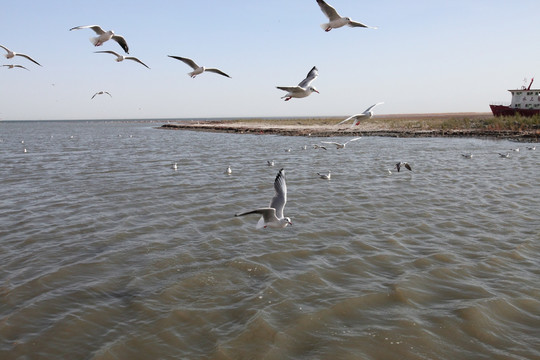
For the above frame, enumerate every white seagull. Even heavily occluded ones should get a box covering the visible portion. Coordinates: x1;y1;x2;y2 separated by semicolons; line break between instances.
235;168;292;229
322;137;362;149
267;160;275;166
498;153;510;158
337;103;384;127
461;153;473;158
167;55;231;78
2;64;29;71
70;25;129;53
277;66;319;101
95;50;150;68
226;166;232;175
526;146;536;150
91;91;112;99
0;44;41;66
316;0;377;32
317;171;331;180
395;162;412;172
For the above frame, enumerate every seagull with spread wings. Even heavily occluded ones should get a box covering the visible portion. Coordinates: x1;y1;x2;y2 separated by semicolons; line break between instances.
0;44;41;66
168;55;230;78
235;168;292;229
322;137;362;149
95;50;150;69
277;66;319;101
316;0;377;32
70;25;129;53
337;103;384;127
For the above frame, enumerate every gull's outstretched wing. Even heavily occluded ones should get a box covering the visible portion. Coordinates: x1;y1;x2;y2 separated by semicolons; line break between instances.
298;66;318;88
316;0;341;21
270;168;287;219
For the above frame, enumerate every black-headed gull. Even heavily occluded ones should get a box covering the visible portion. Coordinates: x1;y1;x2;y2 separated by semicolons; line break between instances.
0;44;41;66
226;166;232;175
70;25;129;53
167;55;231;78
267;160;275;166
313;144;327;150
277;66;319;101
91;91;112;99
526;146;536;150
235;168;292;229
322;137;361;149
337;103;384;126
317;171;331;180
95;50;150;68
461;153;473;158
395;162;412;172
498;153;510;158
316;0;377;32
2;64;29;71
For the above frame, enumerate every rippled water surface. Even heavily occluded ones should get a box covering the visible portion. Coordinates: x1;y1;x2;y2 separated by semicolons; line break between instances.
1;120;539;359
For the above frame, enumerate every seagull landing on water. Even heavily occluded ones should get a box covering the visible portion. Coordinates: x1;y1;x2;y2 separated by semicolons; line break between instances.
277;66;319;101
168;55;231;78
70;25;129;53
316;0;377;32
395;162;412;172
95;51;150;69
0;44;41;66
2;64;29;71
322;137;362;149
337;103;384;127
91;91;112;99
317;171;331;180
235;168;292;229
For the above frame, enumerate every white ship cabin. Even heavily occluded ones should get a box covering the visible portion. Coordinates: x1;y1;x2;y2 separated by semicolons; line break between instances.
509;88;540;110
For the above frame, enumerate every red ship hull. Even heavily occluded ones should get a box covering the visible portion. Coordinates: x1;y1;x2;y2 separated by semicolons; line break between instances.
490;105;540;117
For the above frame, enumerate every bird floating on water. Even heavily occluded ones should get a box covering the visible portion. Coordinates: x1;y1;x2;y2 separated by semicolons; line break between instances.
0;44;41;66
316;0;377;32
168;55;230;78
395;162;412;172
277;66;319;101
317;171;331;180
461;153;473;158
70;25;129;53
95;50;150;69
313;144;327;150
498;153;510;158
267;160;275;167
235;168;292;229
226;166;232;175
322;137;362;149
2;64;29;71
337;103;384;127
526;146;536;150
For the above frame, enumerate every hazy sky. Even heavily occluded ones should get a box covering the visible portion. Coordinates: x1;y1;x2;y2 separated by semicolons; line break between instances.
1;0;539;120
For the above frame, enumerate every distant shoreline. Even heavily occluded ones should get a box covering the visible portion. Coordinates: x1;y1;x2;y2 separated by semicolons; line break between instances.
160;113;539;142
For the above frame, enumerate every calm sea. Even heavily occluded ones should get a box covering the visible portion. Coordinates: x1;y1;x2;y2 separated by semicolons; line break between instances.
1;120;539;359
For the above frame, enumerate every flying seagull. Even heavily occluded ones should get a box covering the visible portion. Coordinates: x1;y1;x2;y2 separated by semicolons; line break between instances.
395;162;412;172
2;64;29;71
337;102;384;126
322;137;362;149
316;0;377;32
0;44;41;66
91;91;112;99
95;50;150;69
70;25;129;53
235;168;292;229
277;66;319;101
167;55;231;78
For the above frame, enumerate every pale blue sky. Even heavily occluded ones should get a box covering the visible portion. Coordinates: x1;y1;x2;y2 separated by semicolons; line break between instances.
1;0;539;120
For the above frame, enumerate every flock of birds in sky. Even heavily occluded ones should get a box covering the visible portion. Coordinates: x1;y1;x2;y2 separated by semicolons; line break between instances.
1;0;384;112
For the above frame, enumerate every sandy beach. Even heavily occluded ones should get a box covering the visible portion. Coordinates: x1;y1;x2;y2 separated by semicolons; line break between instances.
160;112;539;142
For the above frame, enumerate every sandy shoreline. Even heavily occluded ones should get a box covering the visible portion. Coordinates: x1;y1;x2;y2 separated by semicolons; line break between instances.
160;113;539;142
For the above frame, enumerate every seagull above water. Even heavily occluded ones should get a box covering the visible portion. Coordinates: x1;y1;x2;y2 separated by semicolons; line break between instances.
95;50;150;68
235;168;292;229
168;55;231;78
91;91;112;99
322;137;362;149
317;171;331;180
0;44;41;66
395;162;412;172
316;0;377;32
277;66;319;101
70;25;129;53
2;64;29;71
337;103;384;127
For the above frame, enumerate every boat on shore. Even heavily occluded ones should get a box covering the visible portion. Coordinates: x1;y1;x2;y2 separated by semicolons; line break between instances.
490;78;540;117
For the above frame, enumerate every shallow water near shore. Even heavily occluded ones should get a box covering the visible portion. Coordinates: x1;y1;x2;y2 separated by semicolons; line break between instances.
1;120;539;359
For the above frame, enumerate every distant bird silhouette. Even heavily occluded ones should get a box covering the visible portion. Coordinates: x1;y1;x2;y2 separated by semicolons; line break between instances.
91;91;112;99
395;162;412;172
0;44;41;66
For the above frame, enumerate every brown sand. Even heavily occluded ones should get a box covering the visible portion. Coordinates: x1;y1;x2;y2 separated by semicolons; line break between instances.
160;113;539;141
